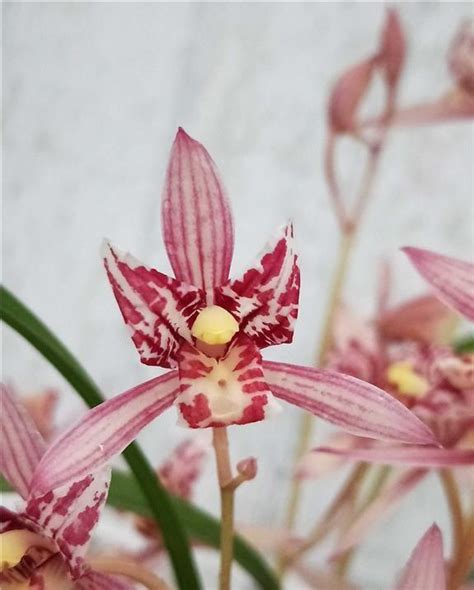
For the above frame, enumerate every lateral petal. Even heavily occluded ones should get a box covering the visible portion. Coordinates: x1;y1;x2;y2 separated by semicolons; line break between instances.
162;128;234;291
403;247;474;322
103;242;204;367
25;469;111;579
396;524;446;590
216;223;300;349
30;372;179;493
176;335;280;428
0;384;46;499
263;361;437;445
312;445;474;467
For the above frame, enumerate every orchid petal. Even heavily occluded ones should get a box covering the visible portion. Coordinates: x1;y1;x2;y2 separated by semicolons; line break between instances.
332;468;427;557
378;8;406;90
103;242;204;368
396;524;445;590
30;372;179;493
217;223;300;349
312;445;474;468
403;247;474;321
0;529;54;569
25;469;111;579
78;571;135;590
158;438;208;499
30;554;76;590
162;128;234;291
295;433;365;479
176;336;280;428
378;294;458;345
263;361;437;445
0;384;46;499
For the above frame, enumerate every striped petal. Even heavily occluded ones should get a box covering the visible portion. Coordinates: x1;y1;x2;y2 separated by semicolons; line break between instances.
403;247;474;321
263;361;437;445
396;524;445;590
215;224;300;349
0;384;46;499
103;242;204;367
312;445;474;467
78;571;135;590
30;372;179;493
378;294;457;345
332;468;427;557
162;128;234;291
176;335;280;428
25;469;111;578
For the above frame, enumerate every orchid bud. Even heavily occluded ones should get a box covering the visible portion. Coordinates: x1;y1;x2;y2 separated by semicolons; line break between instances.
378;8;406;90
236;456;257;481
328;57;376;133
448;19;474;95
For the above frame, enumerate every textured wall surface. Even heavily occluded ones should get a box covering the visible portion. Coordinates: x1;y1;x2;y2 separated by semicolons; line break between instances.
3;3;473;588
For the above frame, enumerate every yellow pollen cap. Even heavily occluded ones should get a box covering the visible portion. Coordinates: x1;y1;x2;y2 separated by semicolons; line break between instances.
386;361;429;397
191;306;239;345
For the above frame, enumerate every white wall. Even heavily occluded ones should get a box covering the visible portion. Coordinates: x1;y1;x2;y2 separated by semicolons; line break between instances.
3;3;473;588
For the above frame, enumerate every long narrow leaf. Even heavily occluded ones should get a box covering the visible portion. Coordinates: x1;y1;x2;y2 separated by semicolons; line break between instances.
0;286;279;590
0;286;200;589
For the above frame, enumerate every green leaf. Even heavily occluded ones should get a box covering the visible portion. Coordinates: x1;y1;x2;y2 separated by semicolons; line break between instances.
0;285;200;590
453;334;474;354
0;286;280;590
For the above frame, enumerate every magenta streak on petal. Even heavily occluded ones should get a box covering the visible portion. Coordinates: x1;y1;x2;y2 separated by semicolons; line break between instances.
403;247;474;321
312;445;474;467
262;361;438;445
26;469;111;579
396;524;446;590
103;242;204;368
216;223;300;349
162;128;234;291
331;468;427;557
30;372;179;494
0;384;46;499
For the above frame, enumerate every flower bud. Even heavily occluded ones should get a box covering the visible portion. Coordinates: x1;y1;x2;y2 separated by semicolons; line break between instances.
328;57;376;134
378;8;406;89
448;19;474;95
236;456;257;481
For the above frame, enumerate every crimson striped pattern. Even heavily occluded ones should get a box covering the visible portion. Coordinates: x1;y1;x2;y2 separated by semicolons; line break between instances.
403;247;474;321
262;361;437;445
0;384;46;499
162;128;234;291
30;372;179;493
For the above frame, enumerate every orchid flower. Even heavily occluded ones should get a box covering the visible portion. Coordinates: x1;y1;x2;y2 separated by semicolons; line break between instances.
0;385;132;589
28;129;435;495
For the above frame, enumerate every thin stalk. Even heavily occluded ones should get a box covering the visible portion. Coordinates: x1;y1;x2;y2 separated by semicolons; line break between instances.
439;470;465;583
213;427;235;590
280;131;387;577
89;557;171;589
448;511;474;590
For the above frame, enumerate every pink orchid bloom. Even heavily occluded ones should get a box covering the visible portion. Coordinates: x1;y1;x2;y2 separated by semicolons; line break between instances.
0;385;132;590
21;388;58;442
28;129;435;495
403;247;474;322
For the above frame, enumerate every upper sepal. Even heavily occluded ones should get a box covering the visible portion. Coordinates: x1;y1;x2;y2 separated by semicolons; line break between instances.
103;241;205;367
162;128;234;291
215;223;300;349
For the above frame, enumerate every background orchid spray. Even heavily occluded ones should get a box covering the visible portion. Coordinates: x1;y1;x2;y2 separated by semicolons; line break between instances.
2;5;474;590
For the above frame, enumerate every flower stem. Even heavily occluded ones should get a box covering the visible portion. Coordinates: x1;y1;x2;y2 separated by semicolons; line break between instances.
89;557;171;589
439;469;465;586
213;427;235;590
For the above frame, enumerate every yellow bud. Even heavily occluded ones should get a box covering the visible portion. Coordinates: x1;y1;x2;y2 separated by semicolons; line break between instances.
386;361;429;397
191;306;239;345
